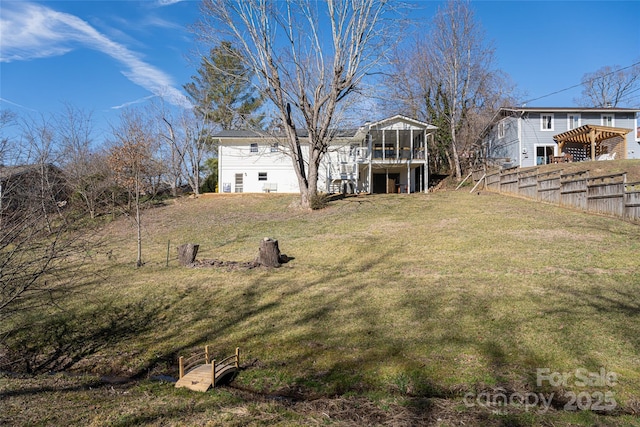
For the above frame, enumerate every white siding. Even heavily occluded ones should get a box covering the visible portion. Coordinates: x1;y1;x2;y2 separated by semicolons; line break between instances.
219;143;301;193
219;138;365;193
216;115;433;193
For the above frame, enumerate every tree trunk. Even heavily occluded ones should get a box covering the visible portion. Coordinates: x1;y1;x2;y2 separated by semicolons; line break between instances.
193;162;201;196
177;243;199;266
450;124;462;181
135;179;143;268
297;145;321;209
256;237;281;268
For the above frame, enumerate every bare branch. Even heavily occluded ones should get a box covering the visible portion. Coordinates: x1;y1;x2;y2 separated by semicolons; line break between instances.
196;0;397;207
575;62;640;107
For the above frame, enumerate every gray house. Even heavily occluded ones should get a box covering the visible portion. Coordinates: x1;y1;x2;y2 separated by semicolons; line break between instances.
478;107;640;168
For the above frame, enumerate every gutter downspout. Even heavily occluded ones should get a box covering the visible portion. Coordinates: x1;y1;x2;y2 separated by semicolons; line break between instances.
518;115;523;167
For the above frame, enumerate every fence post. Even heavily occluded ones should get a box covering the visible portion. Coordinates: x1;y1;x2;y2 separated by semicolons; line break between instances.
623;173;628;218
179;356;184;379
235;347;240;369
205;345;210;364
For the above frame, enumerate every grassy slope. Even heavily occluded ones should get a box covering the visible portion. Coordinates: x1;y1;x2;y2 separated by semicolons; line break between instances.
1;189;640;426
511;159;640;182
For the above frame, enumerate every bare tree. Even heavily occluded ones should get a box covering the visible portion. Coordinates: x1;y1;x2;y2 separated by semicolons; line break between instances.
56;104;112;219
159;115;184;197
383;6;512;178
0;177;73;321
427;0;498;180
576;62;640;108
0;111;84;323
18;114;67;230
196;0;396;208
0;110;17;166
382;42;456;174
108;109;156;267
159;109;210;196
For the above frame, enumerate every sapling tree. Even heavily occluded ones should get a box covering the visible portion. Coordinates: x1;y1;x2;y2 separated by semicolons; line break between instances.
108;109;157;267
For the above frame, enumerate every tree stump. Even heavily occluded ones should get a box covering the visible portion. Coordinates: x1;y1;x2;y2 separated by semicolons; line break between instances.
256;237;281;267
177;243;199;266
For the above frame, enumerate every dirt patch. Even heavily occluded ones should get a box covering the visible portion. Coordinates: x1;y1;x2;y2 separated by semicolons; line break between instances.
188;259;261;270
188;253;293;270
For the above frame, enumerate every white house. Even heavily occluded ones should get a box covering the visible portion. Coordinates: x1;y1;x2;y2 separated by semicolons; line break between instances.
214;115;437;194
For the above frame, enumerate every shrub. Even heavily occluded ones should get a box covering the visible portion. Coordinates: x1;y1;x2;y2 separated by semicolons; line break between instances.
309;193;329;210
200;173;217;193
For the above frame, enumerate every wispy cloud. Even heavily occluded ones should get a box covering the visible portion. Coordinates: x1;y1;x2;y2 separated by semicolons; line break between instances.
143;15;185;31
156;0;188;6
0;2;191;109
0;97;37;112
111;95;158;110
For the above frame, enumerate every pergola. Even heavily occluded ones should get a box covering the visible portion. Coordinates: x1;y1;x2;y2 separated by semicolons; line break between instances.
553;124;631;160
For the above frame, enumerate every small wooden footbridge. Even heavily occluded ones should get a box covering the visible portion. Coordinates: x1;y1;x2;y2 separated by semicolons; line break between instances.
175;346;240;392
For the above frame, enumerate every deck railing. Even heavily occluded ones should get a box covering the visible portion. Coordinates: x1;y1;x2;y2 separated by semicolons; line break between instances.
371;146;426;161
179;346;240;388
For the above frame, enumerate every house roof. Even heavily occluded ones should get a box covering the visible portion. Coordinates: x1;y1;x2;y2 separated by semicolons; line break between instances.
213;129;264;138
213;128;361;140
0;164;60;181
501;106;640;113
367;114;437;130
214;115;437;141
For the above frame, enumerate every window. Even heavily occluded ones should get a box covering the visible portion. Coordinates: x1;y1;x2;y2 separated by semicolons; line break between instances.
497;120;506;139
601;114;614;127
270;143;279;152
234;173;243;193
258;172;267;181
541;114;554;131
250;143;258;153
568;114;581;130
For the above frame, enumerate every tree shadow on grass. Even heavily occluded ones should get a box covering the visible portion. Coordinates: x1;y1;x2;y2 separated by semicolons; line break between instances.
0;375;104;399
1;297;163;375
7;235;637;424
159;247;466;422
536;283;640;354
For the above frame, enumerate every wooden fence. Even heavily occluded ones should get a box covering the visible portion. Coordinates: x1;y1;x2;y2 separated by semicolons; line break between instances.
473;168;640;222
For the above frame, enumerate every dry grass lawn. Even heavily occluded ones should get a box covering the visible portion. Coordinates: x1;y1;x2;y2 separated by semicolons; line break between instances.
1;186;640;426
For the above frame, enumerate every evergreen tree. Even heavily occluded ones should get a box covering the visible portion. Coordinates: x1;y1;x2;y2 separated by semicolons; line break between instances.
184;42;263;130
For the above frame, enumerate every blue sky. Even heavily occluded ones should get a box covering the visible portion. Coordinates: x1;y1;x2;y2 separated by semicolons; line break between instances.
1;0;639;138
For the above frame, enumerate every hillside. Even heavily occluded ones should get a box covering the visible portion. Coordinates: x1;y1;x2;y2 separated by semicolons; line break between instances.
1;188;639;426
519;159;640;182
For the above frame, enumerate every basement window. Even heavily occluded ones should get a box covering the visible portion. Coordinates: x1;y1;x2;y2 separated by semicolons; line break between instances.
250;143;258;153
